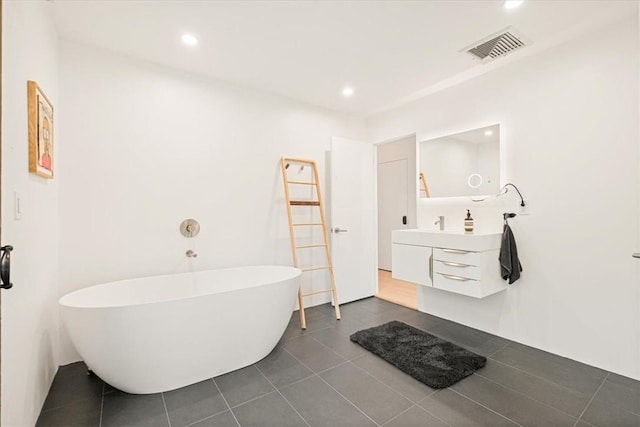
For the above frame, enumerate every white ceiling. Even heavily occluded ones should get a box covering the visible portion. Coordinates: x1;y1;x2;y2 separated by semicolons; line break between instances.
52;0;637;116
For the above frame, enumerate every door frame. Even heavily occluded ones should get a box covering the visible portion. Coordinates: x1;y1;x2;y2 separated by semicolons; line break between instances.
1;0;4;410
372;132;419;304
376;158;409;271
374;133;417;292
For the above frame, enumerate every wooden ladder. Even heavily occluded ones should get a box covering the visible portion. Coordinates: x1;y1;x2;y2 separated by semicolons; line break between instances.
280;157;341;329
419;172;431;198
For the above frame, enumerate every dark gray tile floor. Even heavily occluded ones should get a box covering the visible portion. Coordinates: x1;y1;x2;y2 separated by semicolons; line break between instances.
37;297;640;427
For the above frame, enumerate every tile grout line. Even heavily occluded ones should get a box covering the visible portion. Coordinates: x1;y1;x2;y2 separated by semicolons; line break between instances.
447;387;526;427
472;371;584;420
259;357;352;396
379;403;416;426
281;347;382;427
287;330;349;363
283;329;350;369
39;368;107;415
486;356;602;397
212;378;241;427
347;358;434;404
229;390;278;410
265;372;317;391
184;408;234;427
281;348;351;377
39;395;103;414
487;341;512;357
491;343;609;379
312;357;351;373
410;391;456;427
283;324;334;341
309;373;384;427
160;392;172;427
597;375;640;416
304;318;411;362
99;382;105;427
573;372;609;427
308;333;358;360
380;401;454;427
286;359;354;391
253;364;312;427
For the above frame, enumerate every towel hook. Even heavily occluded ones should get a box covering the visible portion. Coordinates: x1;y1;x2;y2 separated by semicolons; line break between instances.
503;212;516;225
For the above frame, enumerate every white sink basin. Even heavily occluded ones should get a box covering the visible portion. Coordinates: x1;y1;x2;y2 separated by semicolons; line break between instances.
392;229;502;251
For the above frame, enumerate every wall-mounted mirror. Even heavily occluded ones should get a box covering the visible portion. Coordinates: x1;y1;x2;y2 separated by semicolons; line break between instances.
419;124;500;198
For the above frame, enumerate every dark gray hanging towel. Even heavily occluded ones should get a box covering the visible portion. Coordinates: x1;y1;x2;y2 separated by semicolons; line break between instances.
500;224;522;284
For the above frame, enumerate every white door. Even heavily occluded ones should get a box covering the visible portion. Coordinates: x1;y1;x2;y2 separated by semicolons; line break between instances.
377;159;408;271
330;137;376;304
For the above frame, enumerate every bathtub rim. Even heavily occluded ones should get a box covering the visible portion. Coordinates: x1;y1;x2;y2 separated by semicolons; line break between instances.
59;265;302;310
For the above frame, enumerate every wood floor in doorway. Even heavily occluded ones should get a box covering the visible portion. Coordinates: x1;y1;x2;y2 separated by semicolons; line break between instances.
376;269;418;310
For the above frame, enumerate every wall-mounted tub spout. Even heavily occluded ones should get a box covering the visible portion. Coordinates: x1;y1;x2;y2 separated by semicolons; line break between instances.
186;250;198;258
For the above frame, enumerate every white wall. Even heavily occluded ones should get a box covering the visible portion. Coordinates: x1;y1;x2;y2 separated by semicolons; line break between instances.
58;41;365;363
377;136;417;270
2;2;60;426
367;17;640;379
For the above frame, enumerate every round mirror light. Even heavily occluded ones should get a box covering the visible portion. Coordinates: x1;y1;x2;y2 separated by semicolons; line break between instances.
467;173;483;188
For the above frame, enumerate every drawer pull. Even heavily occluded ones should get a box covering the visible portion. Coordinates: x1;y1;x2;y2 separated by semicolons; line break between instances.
429;254;433;282
441;261;470;268
438;273;472;282
441;248;470;254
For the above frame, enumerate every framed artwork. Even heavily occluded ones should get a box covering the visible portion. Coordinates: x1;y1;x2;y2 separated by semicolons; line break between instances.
28;80;54;179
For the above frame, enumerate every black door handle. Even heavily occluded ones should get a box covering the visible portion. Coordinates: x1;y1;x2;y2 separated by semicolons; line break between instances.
1;245;13;290
402;216;407;225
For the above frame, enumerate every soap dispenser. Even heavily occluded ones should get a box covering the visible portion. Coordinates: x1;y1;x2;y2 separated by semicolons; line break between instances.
464;209;474;234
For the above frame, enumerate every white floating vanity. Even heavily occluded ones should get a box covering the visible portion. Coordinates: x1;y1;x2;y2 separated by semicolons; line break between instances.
391;230;507;298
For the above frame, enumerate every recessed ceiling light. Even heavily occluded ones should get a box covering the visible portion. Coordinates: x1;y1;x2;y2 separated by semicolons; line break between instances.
484;130;494;136
342;86;354;97
181;34;198;47
503;0;524;9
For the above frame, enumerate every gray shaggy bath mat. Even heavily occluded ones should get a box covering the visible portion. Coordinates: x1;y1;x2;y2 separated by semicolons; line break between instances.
350;320;486;389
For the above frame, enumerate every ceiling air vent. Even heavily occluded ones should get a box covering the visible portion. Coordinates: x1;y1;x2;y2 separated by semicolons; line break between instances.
462;27;530;63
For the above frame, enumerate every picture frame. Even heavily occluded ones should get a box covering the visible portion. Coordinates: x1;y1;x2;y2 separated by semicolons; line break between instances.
27;80;54;179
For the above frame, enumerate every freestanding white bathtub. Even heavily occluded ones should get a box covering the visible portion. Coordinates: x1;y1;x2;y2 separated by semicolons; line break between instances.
59;266;301;394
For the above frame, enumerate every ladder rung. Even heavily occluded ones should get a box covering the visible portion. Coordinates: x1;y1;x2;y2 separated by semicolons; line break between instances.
302;289;333;297
287;180;316;185
290;201;320;206
293;223;323;226
282;158;316;165
301;266;330;272
296;244;327;249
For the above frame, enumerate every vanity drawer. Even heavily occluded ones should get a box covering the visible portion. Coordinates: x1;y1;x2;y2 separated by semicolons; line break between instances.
434;273;482;298
434;260;481;280
433;248;481;266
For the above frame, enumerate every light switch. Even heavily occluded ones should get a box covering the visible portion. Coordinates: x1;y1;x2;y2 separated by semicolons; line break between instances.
14;191;22;220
